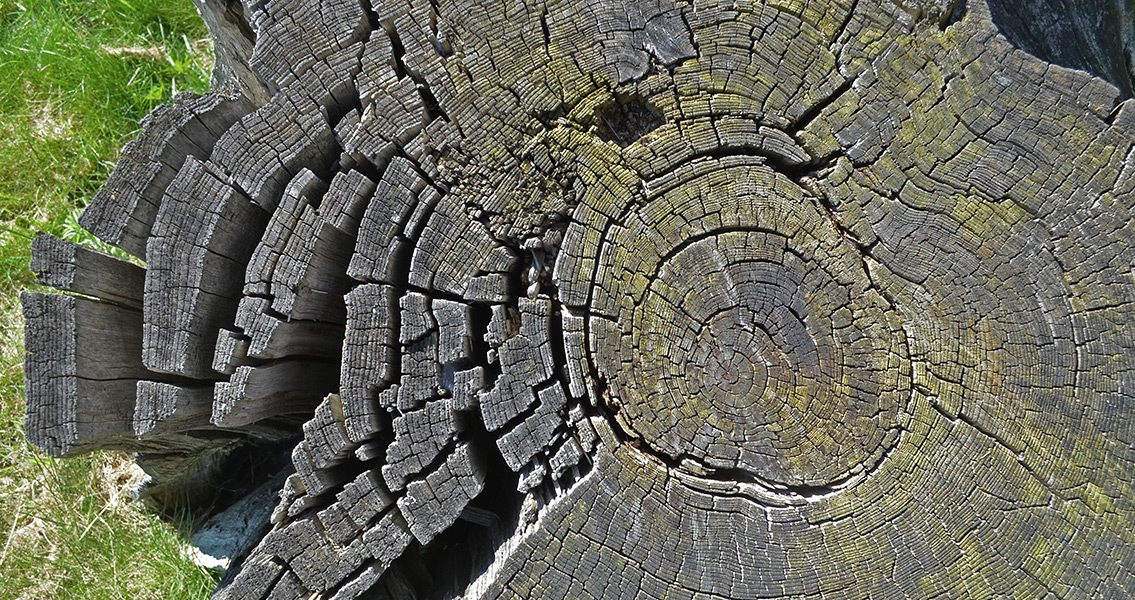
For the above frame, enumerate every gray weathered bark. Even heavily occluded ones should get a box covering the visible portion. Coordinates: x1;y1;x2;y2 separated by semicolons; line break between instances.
24;0;1135;597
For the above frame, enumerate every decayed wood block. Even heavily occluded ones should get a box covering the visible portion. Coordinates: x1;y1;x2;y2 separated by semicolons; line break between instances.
23;0;1135;597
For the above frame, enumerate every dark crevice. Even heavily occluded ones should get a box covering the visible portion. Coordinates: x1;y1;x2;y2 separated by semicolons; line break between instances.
985;0;1134;98
802;178;877;255
402;283;481;307
1106;99;1127;126
223;0;257;46
608;405;904;499
347;150;389;190
185;437;299;520
955;410;1025;456
664;146;830;183
466;300;495;368
425;0;452;58
529;106;566;131
109;367;227;386
236;299;348;330
544;297;600;493
785;76;855;138
504;305;522;339
706;465;838;496
383;22;409;80
318;50;366;129
366;547;432;600
221;352;343;371
595;95;666;147
416;84;451;123
360;0;381;30
831;0;860;45
547;303;571;393
381;24;452;123
471;303;503;390
394;144;448;198
539;8;551;48
939;0;966;29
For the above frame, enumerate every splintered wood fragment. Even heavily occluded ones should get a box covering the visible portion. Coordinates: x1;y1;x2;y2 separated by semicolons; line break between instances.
398;291;435;344
301;393;354;470
560;310;592;401
144;156;266;378
291;440;347;498
317;502;361;547
408;197;502;297
340;284;398;441
210;556;285;600
215;297;344;375
259;516;369;593
212;361;338;429
395;332;442;412
381;397;462;491
134;381;214;436
273;474;317;521
243;168;329;298
398;442;486;545
549;437;584;478
496;382;567;471
247;0;370;92
361;510;412;568
451;366;485;412
30;234;145;310
433;299;473;364
80;92;255;257
479;297;554;432
209;98;336;208
22;293;147;456
347;156;426;284
325;565;385;600
263;572;304;600
268;169;376;322
337;471;396;527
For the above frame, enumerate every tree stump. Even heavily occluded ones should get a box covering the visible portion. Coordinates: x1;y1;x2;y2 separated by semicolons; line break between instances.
23;0;1135;597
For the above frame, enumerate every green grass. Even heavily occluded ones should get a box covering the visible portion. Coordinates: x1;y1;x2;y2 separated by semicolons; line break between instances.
0;0;219;597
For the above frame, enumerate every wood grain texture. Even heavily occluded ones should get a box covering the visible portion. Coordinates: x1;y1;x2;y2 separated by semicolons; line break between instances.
23;0;1135;597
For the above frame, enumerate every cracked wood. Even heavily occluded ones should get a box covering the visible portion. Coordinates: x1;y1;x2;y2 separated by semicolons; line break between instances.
21;0;1135;598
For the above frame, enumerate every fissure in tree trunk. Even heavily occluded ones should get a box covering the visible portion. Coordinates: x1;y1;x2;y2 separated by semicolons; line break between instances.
22;0;1135;598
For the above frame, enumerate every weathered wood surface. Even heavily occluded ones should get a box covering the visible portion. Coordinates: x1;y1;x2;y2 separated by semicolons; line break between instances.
23;0;1135;597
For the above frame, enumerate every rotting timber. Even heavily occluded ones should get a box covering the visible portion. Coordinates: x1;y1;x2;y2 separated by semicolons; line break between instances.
21;0;1135;597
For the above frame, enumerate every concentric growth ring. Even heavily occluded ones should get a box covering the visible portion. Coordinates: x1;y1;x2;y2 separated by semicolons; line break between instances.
588;162;911;492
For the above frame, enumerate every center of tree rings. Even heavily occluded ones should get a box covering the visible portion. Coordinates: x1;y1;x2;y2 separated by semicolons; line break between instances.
587;163;912;493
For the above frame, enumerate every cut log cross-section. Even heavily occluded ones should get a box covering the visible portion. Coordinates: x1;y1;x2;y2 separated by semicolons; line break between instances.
22;0;1135;598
